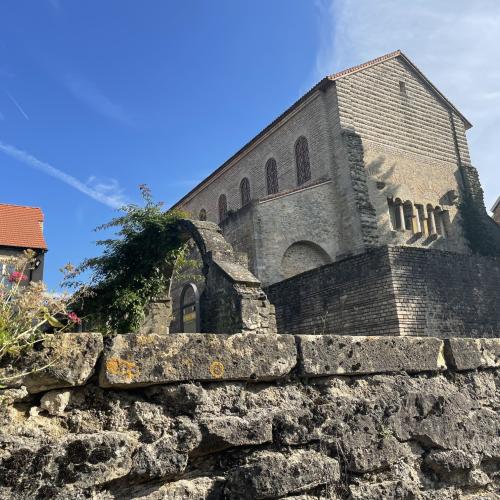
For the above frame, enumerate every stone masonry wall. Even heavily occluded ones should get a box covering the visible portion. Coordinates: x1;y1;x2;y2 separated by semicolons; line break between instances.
335;56;472;253
1;332;499;499
266;246;500;338
389;246;500;337
266;247;399;336
181;90;333;224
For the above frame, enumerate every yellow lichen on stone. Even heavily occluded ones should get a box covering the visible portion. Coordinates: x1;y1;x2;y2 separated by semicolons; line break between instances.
181;358;193;370
136;335;158;346
106;358;139;381
209;360;225;379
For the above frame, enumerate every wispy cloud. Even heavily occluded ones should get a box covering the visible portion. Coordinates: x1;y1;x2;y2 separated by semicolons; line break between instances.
5;91;30;120
65;74;132;125
314;0;500;210
0;140;128;209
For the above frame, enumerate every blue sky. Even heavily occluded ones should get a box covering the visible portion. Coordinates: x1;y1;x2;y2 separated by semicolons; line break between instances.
1;0;499;290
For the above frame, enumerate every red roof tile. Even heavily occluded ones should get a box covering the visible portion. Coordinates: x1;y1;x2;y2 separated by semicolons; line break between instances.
0;204;47;250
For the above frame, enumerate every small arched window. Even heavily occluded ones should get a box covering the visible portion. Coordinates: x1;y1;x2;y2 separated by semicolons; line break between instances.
198;208;207;221
295;136;311;186
240;177;251;207
266;158;279;195
218;194;227;223
180;283;200;333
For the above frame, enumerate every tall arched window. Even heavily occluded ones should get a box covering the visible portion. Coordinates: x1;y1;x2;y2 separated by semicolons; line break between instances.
198;208;207;221
180;283;200;333
218;194;227;222
295;136;311;186
240;177;251;207
266;158;279;195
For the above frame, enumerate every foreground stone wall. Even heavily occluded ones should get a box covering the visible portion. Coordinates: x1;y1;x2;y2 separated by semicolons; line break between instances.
267;246;500;337
1;332;499;499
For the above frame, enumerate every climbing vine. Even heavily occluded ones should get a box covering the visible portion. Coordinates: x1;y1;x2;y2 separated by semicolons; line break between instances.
458;194;497;257
67;185;190;334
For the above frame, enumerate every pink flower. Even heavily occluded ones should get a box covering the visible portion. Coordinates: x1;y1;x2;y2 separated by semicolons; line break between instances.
8;271;28;283
67;311;82;324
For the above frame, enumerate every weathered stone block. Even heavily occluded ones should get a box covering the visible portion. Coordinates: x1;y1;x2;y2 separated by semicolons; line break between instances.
195;412;273;455
298;335;446;376
444;338;500;371
224;450;340;499
99;333;297;387
21;333;103;394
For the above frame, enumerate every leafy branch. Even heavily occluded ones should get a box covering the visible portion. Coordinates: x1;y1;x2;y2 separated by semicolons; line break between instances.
66;185;191;334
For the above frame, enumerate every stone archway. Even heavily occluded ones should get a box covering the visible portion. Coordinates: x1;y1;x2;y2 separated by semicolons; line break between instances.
141;219;276;335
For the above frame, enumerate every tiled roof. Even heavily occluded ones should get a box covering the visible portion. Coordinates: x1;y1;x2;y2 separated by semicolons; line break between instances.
0;204;47;250
328;50;403;81
174;50;471;208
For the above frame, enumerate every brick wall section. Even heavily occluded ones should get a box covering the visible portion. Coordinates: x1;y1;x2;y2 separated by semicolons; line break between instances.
493;208;500;225
266;245;500;338
266;247;400;336
389;247;500;337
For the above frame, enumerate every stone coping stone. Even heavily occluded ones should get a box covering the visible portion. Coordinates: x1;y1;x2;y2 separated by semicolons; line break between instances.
99;333;297;388
444;338;500;371
22;333;103;394
297;335;446;376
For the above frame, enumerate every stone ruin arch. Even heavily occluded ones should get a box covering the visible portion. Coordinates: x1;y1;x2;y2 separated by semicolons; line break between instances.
141;219;276;335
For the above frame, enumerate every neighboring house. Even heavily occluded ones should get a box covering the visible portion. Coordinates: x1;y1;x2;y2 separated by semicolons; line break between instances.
492;197;500;225
0;203;47;282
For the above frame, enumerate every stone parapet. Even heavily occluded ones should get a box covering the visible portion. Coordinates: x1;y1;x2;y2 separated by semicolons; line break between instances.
444;338;500;371
298;335;446;376
99;333;297;387
3;333;500;393
0;332;103;394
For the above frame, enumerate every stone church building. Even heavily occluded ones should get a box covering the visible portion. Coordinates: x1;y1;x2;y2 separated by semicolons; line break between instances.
171;50;500;338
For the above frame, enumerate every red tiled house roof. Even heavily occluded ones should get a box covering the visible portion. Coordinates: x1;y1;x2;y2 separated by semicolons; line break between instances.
0;204;47;250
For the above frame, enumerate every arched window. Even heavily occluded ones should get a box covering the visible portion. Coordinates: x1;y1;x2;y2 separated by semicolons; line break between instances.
218;194;227;222
266;158;279;195
240;177;251;207
180;283;200;333
295;136;311;186
198;208;207;221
